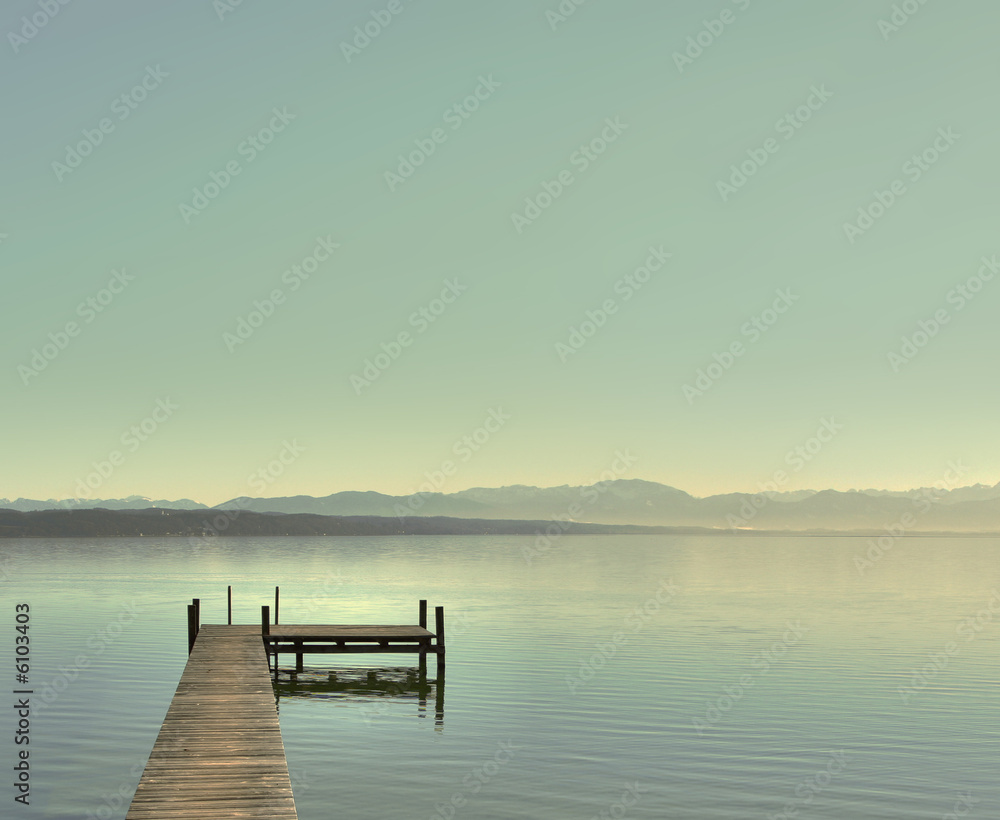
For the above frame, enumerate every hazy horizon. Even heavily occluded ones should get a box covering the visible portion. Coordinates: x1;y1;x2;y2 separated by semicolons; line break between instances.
5;2;997;509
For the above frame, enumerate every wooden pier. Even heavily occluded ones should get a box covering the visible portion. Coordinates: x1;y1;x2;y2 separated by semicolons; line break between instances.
127;594;446;819
125;624;297;819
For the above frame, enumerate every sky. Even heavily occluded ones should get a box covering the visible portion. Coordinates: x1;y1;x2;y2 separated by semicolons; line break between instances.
2;0;998;506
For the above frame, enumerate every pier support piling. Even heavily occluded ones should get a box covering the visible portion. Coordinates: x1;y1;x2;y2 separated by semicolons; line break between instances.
187;604;197;655
435;605;446;675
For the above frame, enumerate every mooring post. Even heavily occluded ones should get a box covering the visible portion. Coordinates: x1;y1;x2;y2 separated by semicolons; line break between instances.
435;605;446;675
419;599;427;629
435;675;445;724
192;599;201;639
227;585;232;625
275;586;279;625
261;605;272;671
187;604;197;655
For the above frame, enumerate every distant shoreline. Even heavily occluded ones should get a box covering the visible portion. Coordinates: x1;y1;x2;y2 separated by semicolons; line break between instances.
1;507;998;539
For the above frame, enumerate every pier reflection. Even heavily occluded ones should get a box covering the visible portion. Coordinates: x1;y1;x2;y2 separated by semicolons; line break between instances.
272;665;444;726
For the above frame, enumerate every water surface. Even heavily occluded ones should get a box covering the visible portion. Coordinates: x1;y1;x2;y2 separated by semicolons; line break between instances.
2;534;997;818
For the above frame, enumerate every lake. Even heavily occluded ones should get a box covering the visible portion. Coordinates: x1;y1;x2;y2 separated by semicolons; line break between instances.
3;534;998;819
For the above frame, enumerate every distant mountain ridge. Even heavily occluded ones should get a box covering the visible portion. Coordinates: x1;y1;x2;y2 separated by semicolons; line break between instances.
5;479;1000;532
0;495;209;512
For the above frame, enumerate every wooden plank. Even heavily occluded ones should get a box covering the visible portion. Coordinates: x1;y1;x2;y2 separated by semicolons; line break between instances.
266;624;434;639
125;625;297;820
265;644;440;655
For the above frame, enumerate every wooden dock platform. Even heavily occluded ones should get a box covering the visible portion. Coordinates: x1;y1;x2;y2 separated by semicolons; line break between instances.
126;625;297;819
260;599;446;674
127;594;447;818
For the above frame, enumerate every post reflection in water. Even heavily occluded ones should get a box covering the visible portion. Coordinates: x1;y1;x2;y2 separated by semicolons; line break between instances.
272;665;445;727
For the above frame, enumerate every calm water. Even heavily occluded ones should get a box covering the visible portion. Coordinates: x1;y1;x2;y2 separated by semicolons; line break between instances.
2;535;998;819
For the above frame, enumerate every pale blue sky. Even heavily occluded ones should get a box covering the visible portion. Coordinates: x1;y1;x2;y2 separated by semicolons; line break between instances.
3;0;997;505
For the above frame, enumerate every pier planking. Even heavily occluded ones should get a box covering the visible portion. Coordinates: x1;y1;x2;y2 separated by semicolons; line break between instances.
125;625;297;819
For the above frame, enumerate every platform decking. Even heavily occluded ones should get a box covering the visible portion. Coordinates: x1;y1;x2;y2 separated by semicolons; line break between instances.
265;624;436;652
125;625;297;820
260;602;446;673
265;624;435;639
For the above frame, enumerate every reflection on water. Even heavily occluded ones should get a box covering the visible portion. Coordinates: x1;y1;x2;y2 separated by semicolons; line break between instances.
273;665;445;726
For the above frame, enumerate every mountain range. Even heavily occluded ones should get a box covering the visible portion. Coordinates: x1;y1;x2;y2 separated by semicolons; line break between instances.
4;479;1000;532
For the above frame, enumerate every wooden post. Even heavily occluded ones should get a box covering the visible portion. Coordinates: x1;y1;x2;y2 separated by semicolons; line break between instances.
294;641;303;674
435;675;445;724
261;605;271;671
274;586;279;626
435;605;445;675
227;585;232;625
435;606;445;650
192;598;200;634
187;604;197;655
419;599;427;629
